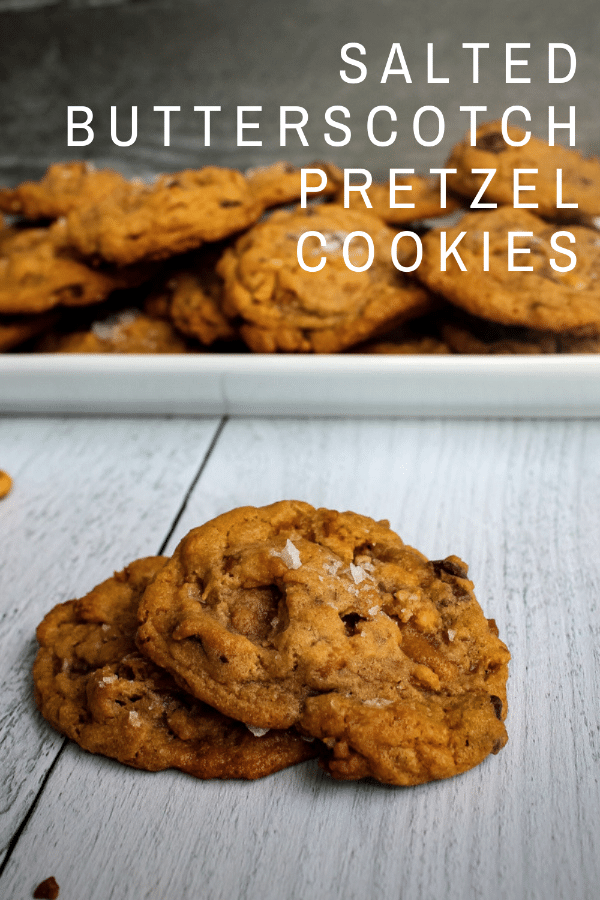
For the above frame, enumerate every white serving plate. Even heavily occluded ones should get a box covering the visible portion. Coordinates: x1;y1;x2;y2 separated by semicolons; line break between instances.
1;354;600;416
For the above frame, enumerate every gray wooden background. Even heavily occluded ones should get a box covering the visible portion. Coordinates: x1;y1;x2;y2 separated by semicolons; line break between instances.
0;0;598;185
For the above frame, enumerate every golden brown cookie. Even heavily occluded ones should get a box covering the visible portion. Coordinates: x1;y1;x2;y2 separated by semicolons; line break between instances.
337;175;461;225
0;226;116;315
0;311;59;351
350;316;449;354
355;335;451;354
0;161;127;220
34;557;317;779
43;309;189;354
418;206;600;331
246;161;341;209
147;245;236;346
63;167;263;266
137;502;510;786
217;205;433;353
446;120;600;221
442;320;556;354
0;225;148;315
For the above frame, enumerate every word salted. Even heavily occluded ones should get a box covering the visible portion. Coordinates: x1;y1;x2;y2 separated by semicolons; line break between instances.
301;168;580;210
297;229;577;273
340;41;577;85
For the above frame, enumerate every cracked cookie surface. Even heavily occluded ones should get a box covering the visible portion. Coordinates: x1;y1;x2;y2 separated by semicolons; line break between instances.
0;161;128;221
0;225;140;315
64;167;264;266
418;206;600;331
217;205;432;352
137;502;510;785
34;557;317;778
146;245;236;346
44;309;189;354
446;120;600;221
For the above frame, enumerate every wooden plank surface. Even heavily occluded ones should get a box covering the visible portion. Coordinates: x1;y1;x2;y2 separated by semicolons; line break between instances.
0;415;222;870
1;417;599;900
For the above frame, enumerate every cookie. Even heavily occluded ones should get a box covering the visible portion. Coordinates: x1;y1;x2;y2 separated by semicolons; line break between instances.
137;502;510;785
442;315;600;355
147;245;236;346
337;174;461;225
217;205;433;353
63;167;264;266
0;225;148;315
446;120;600;222
350;315;450;354
0;161;127;221
42;309;189;354
246;161;341;209
354;335;450;355
0;311;59;351
34;557;317;779
418;206;600;331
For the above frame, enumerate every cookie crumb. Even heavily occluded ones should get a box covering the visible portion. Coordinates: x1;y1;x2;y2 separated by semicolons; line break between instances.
0;470;12;499
33;876;59;899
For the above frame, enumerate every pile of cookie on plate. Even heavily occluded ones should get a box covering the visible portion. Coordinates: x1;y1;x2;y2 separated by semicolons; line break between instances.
34;501;510;785
2;119;599;356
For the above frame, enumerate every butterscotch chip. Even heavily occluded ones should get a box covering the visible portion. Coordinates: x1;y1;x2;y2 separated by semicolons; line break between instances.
33;876;60;899
0;470;12;498
418;206;600;331
337;175;461;225
0;225;147;316
446;120;600;221
137;502;510;786
63;167;264;266
34;557;316;779
217;205;433;353
0;161;127;220
246;161;341;209
43;309;189;354
148;246;236;346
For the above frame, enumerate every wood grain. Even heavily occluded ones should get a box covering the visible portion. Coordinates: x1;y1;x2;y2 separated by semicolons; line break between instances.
1;417;599;900
0;415;222;869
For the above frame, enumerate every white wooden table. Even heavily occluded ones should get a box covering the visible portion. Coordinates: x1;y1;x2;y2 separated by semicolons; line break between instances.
1;414;599;900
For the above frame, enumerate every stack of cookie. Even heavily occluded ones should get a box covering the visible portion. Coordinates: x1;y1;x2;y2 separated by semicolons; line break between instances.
34;502;510;786
2;121;599;354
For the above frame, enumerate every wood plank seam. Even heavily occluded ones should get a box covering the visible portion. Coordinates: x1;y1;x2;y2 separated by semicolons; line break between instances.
158;416;228;555
0;415;227;876
0;742;66;882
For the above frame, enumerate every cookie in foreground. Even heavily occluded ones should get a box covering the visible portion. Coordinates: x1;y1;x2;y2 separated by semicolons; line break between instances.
33;556;317;779
137;502;510;785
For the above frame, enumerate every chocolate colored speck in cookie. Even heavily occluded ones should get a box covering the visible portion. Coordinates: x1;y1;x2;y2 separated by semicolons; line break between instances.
137;502;510;785
34;557;317;779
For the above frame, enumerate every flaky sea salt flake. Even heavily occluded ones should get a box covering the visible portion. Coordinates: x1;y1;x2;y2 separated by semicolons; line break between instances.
350;563;366;585
272;539;302;569
246;725;270;737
